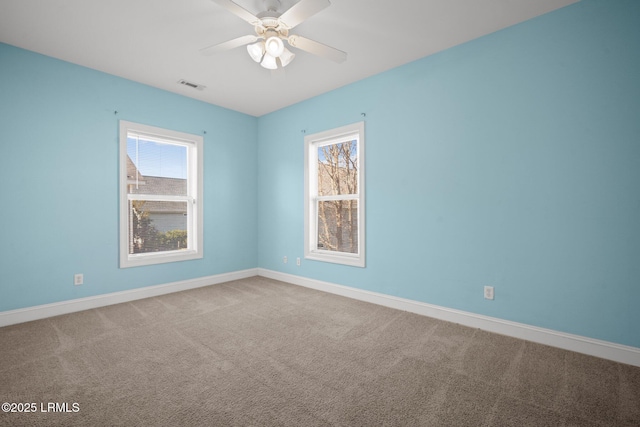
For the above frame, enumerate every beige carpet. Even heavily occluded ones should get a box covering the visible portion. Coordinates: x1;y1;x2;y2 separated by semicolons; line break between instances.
1;276;639;426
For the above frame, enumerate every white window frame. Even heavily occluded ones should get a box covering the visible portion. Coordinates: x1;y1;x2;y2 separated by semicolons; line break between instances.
304;121;365;267
119;120;203;268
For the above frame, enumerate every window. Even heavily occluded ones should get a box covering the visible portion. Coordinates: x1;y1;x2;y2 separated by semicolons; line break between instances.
119;121;203;268
304;121;365;267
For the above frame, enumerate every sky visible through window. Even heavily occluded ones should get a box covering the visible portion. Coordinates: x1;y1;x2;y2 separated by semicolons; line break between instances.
127;137;187;179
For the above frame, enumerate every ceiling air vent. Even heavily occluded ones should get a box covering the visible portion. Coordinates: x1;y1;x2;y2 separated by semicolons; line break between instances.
178;79;206;91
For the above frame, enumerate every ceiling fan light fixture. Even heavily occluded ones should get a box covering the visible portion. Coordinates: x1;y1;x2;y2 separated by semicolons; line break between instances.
247;41;265;62
264;36;284;58
260;53;278;70
279;47;295;67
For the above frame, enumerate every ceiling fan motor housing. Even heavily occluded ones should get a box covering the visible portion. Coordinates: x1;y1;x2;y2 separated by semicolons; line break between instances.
255;17;289;40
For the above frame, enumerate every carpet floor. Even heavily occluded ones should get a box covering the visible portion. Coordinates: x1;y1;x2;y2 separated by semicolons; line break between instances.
1;276;639;426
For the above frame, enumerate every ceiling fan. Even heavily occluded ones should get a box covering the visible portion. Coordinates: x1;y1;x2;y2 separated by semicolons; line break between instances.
201;0;347;70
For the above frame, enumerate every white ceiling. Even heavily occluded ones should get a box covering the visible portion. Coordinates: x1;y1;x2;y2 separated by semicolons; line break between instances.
0;0;578;117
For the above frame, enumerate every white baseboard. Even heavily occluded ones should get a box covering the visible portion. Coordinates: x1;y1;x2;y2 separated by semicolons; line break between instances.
258;268;640;368
3;267;638;367
0;268;258;328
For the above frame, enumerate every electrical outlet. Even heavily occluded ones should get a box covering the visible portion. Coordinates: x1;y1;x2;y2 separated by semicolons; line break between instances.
484;286;494;300
74;274;84;286
296;257;301;266
283;256;288;264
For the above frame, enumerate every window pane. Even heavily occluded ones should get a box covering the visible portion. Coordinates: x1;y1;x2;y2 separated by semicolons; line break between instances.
128;200;188;254
317;141;357;196
317;200;358;253
127;137;188;196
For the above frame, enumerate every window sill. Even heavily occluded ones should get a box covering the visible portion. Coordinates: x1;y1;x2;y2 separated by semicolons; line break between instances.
305;250;365;268
120;249;202;268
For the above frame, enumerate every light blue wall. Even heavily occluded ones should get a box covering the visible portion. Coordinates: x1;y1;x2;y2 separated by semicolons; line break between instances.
0;43;258;311
257;0;640;348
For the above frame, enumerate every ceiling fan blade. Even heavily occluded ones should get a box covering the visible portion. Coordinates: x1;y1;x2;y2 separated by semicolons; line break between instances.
210;0;260;25
287;35;346;63
278;0;330;29
200;35;258;56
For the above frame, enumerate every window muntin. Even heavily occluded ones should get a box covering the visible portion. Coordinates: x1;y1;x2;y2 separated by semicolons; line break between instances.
119;121;203;268
304;122;365;267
